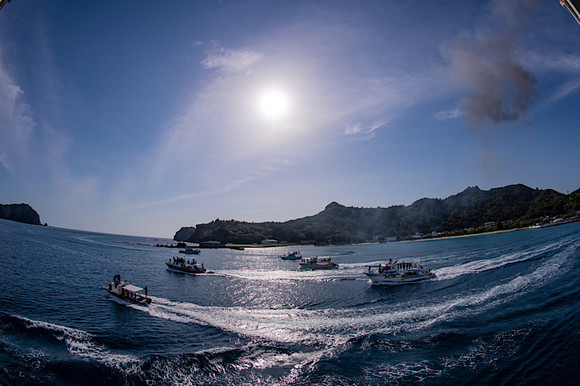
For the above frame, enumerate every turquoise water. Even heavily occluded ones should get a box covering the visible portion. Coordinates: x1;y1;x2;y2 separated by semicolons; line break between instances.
1;218;579;385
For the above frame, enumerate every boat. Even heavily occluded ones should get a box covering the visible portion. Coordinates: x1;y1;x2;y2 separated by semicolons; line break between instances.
299;256;339;270
280;251;302;260
166;256;207;274
364;259;435;285
179;247;200;254
103;274;151;305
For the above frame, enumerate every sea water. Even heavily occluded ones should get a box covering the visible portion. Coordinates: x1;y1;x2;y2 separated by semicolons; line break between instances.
0;218;578;385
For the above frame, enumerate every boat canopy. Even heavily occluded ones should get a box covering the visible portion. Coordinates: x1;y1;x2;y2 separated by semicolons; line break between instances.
123;284;144;293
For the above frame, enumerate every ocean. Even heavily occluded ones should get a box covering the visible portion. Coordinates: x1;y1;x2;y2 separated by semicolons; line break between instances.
0;218;578;385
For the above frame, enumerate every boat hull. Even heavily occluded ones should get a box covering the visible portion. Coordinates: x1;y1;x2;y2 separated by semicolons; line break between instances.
165;262;206;274
179;249;200;254
280;252;302;260
103;286;151;305
298;257;339;270
299;263;339;270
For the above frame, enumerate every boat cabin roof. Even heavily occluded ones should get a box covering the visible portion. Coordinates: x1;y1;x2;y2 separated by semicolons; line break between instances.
123;284;144;293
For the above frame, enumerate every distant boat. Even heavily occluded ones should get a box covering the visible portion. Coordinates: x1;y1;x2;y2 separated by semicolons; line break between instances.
364;259;435;285
166;256;207;274
103;274;151;305
299;256;339;270
179;247;200;254
280;251;302;260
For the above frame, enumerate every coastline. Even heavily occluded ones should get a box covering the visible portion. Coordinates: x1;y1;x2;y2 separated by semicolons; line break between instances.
413;228;523;242
166;218;580;249
415;217;580;243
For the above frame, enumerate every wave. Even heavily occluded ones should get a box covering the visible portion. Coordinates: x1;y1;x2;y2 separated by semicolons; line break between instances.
0;313;326;385
0;314;139;370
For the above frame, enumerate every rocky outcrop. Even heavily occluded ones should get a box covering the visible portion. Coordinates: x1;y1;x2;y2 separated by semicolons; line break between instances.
0;203;42;225
174;226;196;241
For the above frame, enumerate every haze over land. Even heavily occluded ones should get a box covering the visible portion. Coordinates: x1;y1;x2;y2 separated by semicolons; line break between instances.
1;1;580;237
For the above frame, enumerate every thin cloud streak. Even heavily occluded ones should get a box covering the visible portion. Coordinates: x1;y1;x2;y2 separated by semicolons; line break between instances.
544;77;580;106
201;45;263;73
0;58;35;171
113;171;272;214
434;104;464;121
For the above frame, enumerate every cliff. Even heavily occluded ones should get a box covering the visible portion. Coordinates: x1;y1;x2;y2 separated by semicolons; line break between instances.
174;226;195;241
0;203;42;225
174;184;579;244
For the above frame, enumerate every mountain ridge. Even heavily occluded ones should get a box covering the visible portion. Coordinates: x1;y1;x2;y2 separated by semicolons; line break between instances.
175;184;580;244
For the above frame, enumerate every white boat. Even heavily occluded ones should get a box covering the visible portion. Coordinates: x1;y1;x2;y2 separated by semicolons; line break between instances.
103;274;151;305
299;256;339;270
364;260;435;285
166;256;206;274
280;251;302;260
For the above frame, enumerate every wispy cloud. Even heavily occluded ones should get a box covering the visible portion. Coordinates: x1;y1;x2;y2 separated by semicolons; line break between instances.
344;121;385;140
114;163;280;214
434;103;464;120
201;44;263;73
544;77;580;106
0;58;35;171
518;50;580;109
524;51;580;74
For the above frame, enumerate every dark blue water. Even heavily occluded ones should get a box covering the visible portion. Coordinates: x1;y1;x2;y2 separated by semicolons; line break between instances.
1;218;578;385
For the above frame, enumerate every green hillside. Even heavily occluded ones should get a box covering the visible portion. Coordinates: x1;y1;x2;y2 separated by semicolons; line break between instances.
175;184;580;244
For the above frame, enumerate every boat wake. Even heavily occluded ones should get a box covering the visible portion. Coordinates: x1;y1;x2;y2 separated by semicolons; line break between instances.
433;237;573;281
132;240;574;349
0;314;139;368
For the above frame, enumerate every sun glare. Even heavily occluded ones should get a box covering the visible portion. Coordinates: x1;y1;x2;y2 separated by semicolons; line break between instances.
257;88;291;120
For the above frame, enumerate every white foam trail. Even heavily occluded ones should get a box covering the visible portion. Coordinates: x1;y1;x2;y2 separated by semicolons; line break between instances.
434;239;565;280
14;315;139;369
134;240;575;348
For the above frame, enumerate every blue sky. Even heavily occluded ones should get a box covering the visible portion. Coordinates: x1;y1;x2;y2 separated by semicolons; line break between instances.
1;0;579;237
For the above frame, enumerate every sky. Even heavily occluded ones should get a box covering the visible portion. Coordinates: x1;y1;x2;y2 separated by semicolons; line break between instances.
1;0;580;238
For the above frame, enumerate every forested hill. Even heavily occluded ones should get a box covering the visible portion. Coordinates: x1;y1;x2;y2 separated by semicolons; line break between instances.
174;184;580;244
0;203;42;225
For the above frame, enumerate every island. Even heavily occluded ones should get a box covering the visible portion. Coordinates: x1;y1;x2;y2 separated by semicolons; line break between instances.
174;184;580;245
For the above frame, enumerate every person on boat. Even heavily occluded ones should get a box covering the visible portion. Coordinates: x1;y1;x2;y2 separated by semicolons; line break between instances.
113;274;121;287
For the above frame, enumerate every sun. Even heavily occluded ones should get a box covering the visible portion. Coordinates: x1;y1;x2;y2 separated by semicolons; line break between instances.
256;88;291;120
